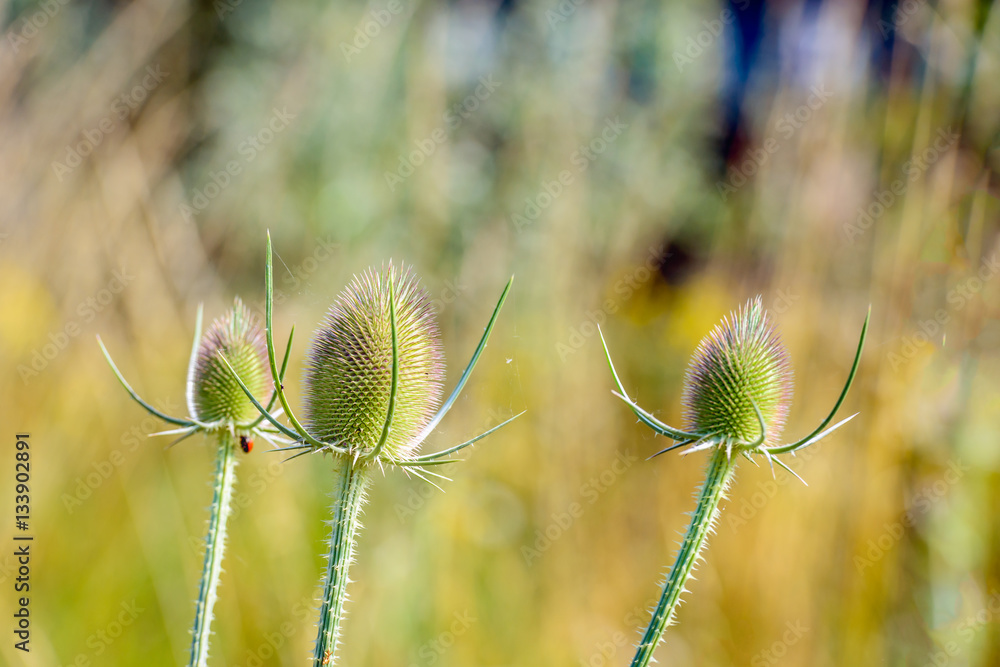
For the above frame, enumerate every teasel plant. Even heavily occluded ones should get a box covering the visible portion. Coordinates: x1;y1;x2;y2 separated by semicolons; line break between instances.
223;232;520;666
599;296;869;667
97;298;294;666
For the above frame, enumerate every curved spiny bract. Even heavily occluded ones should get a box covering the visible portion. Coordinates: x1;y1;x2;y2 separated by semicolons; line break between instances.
303;263;444;459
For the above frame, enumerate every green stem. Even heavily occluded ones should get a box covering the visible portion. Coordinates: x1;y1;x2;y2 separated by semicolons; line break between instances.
189;432;238;667
313;459;369;666
631;448;738;667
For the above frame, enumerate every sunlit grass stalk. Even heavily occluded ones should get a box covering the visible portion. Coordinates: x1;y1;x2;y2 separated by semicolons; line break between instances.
631;447;736;667
312;460;369;665
190;431;238;667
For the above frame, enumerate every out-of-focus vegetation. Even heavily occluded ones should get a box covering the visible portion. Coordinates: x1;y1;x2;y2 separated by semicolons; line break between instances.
1;0;999;665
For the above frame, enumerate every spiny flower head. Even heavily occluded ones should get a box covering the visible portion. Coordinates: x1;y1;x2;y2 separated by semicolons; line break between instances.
188;297;269;424
681;296;793;448
303;262;444;459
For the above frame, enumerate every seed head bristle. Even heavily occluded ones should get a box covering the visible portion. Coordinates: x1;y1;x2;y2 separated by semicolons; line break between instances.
304;262;444;458
681;296;793;447
190;297;269;424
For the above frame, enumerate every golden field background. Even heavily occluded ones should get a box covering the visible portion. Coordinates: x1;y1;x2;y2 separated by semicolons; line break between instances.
1;0;999;665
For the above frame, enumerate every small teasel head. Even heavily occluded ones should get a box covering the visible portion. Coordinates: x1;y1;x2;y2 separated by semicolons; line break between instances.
188;297;269;425
682;296;793;448
303;262;444;459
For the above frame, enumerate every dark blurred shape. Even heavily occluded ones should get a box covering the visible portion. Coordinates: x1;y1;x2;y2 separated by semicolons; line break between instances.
655;236;702;288
716;0;767;170
714;0;913;175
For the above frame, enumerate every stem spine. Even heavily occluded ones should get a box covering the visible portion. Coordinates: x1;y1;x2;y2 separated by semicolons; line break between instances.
313;459;369;666
189;432;239;667
631;447;737;667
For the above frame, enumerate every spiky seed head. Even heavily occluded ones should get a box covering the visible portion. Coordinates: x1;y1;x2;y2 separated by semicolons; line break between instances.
681;296;793;448
189;297;269;424
303;262;444;459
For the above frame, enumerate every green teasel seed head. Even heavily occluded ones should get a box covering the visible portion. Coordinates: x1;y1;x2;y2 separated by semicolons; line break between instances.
188;297;269;425
682;296;793;448
303;262;444;459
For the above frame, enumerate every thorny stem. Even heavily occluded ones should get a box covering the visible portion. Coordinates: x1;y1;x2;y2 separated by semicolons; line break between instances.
189;432;238;667
313;459;369;666
630;447;738;667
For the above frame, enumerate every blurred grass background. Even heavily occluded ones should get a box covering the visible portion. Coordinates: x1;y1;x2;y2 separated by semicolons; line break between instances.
2;0;1000;665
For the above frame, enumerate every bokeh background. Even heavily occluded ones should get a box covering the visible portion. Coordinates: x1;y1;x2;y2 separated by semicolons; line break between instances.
2;0;1000;665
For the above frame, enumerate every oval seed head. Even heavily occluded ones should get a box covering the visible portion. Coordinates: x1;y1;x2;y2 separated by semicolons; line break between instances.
303;263;444;459
681;296;793;447
188;297;269;424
